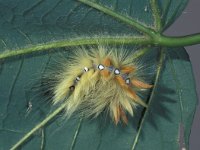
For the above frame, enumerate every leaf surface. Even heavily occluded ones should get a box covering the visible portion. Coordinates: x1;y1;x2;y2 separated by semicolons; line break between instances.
0;0;197;150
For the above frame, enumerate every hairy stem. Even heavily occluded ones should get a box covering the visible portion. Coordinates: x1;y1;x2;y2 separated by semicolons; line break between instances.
150;0;162;30
1;33;200;61
0;36;150;60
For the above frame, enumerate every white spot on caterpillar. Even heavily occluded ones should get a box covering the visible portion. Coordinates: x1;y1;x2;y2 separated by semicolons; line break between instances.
125;78;130;84
84;67;89;72
98;64;105;70
76;77;80;81
114;68;120;75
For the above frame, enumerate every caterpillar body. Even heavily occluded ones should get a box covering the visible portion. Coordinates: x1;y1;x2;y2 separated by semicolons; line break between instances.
49;46;152;125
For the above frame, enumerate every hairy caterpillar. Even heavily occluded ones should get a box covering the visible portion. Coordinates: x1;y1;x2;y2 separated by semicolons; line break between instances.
46;46;152;125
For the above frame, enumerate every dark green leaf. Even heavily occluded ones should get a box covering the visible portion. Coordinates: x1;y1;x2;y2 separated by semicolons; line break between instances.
0;0;197;150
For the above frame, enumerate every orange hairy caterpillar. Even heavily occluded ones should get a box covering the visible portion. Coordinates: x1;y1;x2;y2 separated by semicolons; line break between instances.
49;46;152;125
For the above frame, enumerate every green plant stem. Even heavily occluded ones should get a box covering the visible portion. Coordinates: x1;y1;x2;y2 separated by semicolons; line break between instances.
156;33;200;47
131;48;165;150
40;129;45;150
78;0;156;37
150;0;162;30
0;36;150;60
70;118;83;150
10;104;66;150
0;0;200;61
1;0;199;61
1;34;200;61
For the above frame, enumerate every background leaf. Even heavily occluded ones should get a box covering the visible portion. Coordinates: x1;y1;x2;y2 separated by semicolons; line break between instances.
0;0;197;150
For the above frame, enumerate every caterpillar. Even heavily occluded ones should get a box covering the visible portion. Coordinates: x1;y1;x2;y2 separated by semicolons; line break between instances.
48;46;152;125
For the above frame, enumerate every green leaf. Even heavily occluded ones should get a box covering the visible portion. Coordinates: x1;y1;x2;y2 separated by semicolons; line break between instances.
0;0;197;150
132;48;197;150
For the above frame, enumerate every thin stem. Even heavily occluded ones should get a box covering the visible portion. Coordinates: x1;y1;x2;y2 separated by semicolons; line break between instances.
0;36;151;60
161;0;172;31
40;129;45;150
150;0;162;31
78;0;156;37
70;118;83;150
131;48;165;150
10;104;66;150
